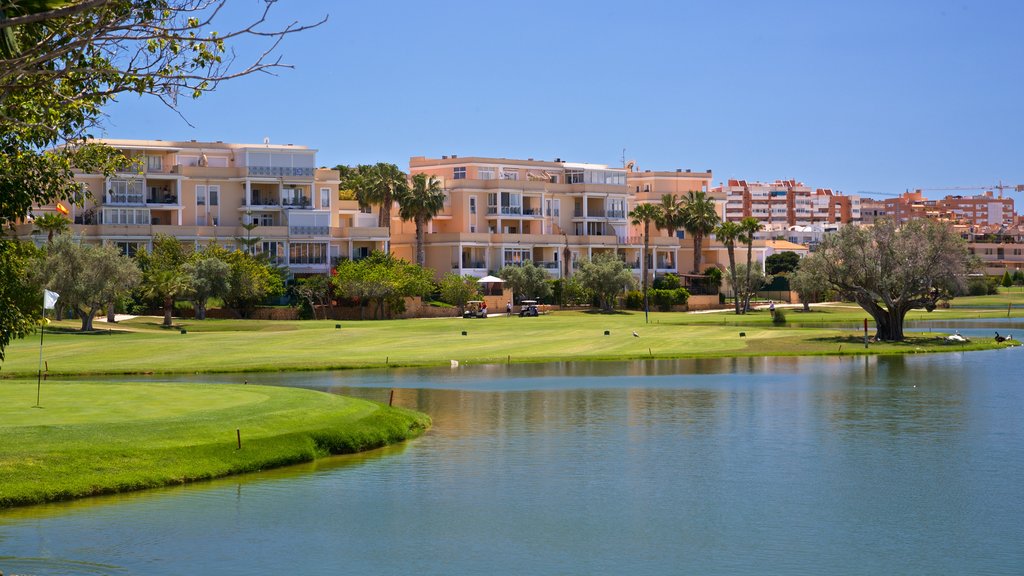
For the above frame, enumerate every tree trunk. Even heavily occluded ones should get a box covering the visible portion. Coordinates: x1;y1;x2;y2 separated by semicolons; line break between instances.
643;221;650;314
802;301;810;312
856;296;908;341
195;299;207;320
692;233;703;274
744;242;754;314
79;307;94;331
415;216;425;267
727;246;740;315
163;296;173;326
107;300;116;323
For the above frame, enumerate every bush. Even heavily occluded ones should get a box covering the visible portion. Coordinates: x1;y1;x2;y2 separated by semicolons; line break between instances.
772;308;787;325
966;276;999;296
653;273;680;290
650;288;690;311
625;290;644;310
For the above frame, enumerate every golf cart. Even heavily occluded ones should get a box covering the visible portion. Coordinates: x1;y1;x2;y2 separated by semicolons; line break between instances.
518;300;539;317
463;301;488;318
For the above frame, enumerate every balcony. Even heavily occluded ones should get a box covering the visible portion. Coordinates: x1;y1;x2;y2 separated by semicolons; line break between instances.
289;225;330;236
247;166;314;178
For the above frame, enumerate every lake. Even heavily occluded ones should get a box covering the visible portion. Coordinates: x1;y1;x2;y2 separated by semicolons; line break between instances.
1;341;1022;574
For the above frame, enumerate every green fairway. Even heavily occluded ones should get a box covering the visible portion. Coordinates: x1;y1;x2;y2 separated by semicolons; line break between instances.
0;306;1014;377
0;381;430;508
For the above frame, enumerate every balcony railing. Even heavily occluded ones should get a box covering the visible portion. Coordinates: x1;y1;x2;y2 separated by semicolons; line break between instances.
106;193;145;205
457;260;486;269
486;206;523;216
289;226;330;236
247;166;314;177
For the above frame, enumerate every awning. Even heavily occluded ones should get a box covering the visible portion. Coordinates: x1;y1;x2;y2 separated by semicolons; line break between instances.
477;275;504;283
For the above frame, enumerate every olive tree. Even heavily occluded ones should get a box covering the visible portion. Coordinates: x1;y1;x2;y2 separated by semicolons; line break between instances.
439;272;480;314
498;261;552;303
576;253;635;312
38;235;141;331
806;218;976;341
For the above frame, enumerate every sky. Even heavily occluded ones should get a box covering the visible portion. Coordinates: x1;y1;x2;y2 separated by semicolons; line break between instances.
102;0;1024;199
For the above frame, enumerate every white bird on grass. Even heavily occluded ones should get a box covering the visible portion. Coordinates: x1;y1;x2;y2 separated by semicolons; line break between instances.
946;331;968;342
632;330;639;338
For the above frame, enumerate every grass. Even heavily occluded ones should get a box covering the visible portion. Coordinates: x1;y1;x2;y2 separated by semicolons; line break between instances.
0;303;1016;377
0;381;430;508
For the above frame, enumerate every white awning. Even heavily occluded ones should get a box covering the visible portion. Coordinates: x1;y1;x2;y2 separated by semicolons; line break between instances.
477;275;504;283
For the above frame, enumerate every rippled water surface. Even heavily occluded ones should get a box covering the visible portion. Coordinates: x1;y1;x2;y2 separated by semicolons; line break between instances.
2;346;1023;575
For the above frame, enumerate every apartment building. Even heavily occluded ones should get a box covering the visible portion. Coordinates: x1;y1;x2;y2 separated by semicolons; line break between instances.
862;190;1016;228
392;156;683;279
19;139;388;275
721;179;860;230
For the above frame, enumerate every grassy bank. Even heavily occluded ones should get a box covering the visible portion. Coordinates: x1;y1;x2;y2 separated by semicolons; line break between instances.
0;381;430;508
0;305;1016;377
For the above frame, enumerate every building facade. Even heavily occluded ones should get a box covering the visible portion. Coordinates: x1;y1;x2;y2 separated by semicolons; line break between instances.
18;139;389;275
720;179;860;230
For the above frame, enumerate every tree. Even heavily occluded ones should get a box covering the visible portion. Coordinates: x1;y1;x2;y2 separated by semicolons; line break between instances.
293;274;333;320
629;202;661;317
396;173;446;267
654;194;685;238
576;252;635;312
183;255;230;320
738;216;764;313
789;258;831;312
32;212;70;242
235;211;261;255
332;251;433;319
1001;270;1013;288
38;235;141;331
439;272;480;315
702;265;723;295
498;261;552;303
680;190;720;274
141;234;191;326
0;1;319;347
765;251;800;275
726;263;771;313
350;163;409;230
805;218;976;341
223;250;286;319
714;221;743;314
0;239;41;360
1014;269;1024;289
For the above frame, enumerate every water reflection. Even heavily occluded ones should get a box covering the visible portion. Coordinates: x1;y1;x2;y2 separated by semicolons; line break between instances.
2;350;1023;575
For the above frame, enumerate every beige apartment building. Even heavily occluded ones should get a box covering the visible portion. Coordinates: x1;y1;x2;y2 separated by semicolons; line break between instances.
391;155;688;279
721;179;860;230
18;139;389;274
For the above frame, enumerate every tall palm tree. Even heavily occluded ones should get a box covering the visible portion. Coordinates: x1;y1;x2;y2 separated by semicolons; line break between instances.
680;190;720;274
32;212;69;242
396;173;446;267
715;221;743;314
629;202;661;320
654;194;685;238
354;163;409;230
739;216;764;313
144;269;191;327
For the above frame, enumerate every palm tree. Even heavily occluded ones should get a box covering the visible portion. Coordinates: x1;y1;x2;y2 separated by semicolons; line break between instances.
680;191;720;275
739;216;764;313
353;163;409;230
629;202;661;320
715;221;743;314
396;173;446;267
144;269;191;327
654;194;685;238
32;212;69;242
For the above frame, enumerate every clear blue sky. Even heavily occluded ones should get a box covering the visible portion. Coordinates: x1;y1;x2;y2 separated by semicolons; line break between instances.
103;0;1024;198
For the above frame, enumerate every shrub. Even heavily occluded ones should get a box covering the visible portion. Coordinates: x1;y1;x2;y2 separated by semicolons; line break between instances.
625;290;644;310
650;288;690;311
653;273;680;290
772;308;787;325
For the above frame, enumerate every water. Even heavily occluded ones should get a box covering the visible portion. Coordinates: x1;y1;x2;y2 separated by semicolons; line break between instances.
2;348;1023;574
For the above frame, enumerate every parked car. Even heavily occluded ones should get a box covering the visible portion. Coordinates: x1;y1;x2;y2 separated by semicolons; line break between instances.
463;301;488;318
519;300;539;317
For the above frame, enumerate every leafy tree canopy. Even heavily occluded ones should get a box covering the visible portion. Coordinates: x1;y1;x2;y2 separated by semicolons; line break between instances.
498;261;552;303
576;253;635;312
765;251;800;275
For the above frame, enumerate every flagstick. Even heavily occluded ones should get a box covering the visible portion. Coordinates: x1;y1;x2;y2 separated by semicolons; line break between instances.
35;307;45;408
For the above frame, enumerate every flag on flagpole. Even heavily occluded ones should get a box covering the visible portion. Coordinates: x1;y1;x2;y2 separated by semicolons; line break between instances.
43;289;59;310
55;202;69;215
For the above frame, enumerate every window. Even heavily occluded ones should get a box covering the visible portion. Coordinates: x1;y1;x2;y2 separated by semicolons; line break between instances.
503;248;530;266
565;169;584;184
320;187;331;208
196;185;207;205
146;155;163;172
289;242;327;265
500;168;519;180
478;166;495;180
453;167;466;180
469;196;477;215
115;241;142;257
208;186;219;206
360;205;372;214
258;241;284;264
260;214;274;226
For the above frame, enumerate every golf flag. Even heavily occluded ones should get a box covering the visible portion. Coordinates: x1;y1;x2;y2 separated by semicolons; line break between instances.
55;202;69;215
43;289;59;310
